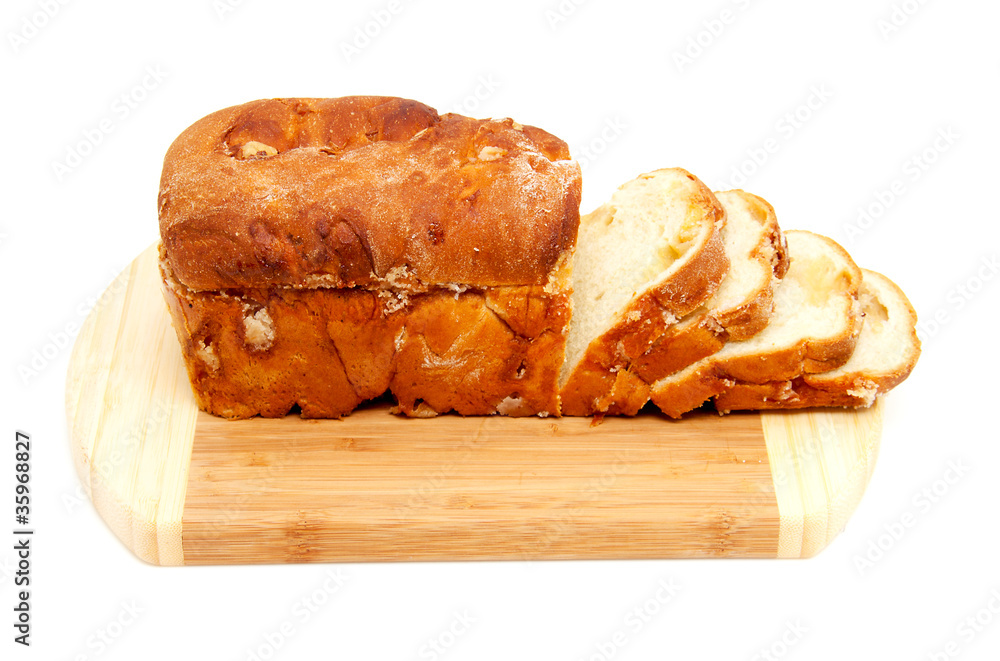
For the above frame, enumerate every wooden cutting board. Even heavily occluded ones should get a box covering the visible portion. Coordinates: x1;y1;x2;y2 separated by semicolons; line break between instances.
65;244;883;565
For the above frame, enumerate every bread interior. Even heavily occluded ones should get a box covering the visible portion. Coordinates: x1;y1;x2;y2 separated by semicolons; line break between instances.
560;171;711;386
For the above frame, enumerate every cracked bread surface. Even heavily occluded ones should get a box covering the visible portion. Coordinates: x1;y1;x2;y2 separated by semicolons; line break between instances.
160;248;571;418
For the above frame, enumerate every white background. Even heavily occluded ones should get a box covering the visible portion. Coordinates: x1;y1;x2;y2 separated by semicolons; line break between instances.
2;0;999;659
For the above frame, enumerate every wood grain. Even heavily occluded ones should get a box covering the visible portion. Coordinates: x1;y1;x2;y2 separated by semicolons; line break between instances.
763;404;883;558
183;407;777;563
66;244;882;565
66;244;198;566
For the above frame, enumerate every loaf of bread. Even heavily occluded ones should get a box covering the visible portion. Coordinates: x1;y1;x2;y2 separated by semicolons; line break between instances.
158;98;919;420
159;97;581;418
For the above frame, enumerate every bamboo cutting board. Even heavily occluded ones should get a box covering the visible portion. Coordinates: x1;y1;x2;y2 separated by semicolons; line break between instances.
65;244;883;565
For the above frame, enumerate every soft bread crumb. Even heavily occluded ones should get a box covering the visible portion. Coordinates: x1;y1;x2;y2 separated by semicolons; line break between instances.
562;169;718;385
380;265;418;312
411;401;439;418
445;283;468;300
807;270;918;392
384;264;419;289
543;251;573;295
692;232;858;366
861;292;889;332
705;190;779;315
847;381;878;405
242;306;275;351
702;314;724;335
299;273;346;288
378;289;410;314
496;395;525;415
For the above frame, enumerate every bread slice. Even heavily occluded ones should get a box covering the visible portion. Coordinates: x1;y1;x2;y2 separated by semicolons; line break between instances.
558;168;729;416
649;230;863;418
714;268;920;411
630;190;789;384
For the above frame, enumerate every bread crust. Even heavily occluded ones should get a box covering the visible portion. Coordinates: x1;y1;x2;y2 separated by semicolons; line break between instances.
709;192;790;333
713;379;876;411
159;97;581;291
559;170;729;416
714;269;921;412
160;248;570;418
647;363;734;418
649;230;863;419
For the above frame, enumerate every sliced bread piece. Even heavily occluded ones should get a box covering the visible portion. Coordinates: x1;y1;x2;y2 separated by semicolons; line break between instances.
714;268;920;412
559;168;729;416
649;230;864;418
630;190;789;384
568;189;789;417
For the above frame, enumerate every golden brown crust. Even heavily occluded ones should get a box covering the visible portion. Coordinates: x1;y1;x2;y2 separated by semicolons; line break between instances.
711;192;789;335
649;364;734;419
161;262;368;418
161;248;569;419
592;368;652;417
629;316;729;384
159;97;581;291
716;325;860;383
559;175;729;416
650;326;862;419
388;284;570;417
712;380;873;411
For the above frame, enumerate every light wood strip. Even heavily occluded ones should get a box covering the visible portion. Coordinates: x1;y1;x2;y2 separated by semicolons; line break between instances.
66;256;133;494
761;402;883;558
65;244;198;566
